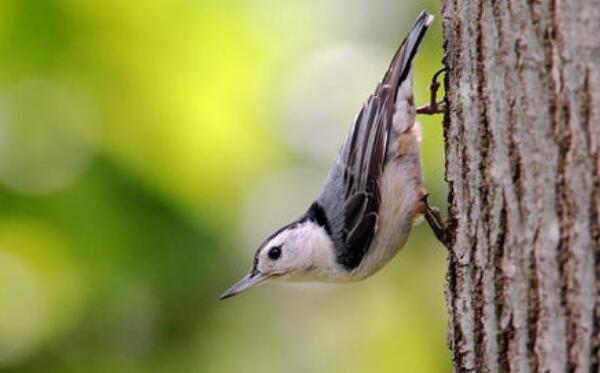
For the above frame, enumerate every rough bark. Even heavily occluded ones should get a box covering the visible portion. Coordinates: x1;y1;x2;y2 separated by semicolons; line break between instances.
441;1;600;372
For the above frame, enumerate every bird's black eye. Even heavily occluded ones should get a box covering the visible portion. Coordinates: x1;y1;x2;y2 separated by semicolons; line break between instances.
268;246;282;260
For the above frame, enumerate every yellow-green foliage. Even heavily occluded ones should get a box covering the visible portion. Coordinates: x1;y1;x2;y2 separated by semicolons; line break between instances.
0;1;449;372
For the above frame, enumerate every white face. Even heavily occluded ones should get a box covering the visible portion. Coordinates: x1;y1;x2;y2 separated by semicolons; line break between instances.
219;220;342;299
255;220;338;281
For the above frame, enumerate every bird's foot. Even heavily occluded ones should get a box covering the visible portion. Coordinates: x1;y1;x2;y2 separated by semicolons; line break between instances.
416;67;447;115
422;194;450;248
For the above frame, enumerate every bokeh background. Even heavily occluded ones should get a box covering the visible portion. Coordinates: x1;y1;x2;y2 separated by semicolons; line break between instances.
0;0;449;372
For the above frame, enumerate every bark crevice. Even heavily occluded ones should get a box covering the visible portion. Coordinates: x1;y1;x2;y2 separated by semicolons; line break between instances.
441;0;600;371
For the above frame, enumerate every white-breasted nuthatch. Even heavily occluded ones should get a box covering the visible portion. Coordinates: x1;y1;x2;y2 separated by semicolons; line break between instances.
221;11;438;300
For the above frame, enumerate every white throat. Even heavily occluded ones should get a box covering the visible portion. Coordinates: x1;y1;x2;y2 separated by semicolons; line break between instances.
279;221;345;282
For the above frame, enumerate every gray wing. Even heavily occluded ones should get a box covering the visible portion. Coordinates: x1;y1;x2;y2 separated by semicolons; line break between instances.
316;11;433;270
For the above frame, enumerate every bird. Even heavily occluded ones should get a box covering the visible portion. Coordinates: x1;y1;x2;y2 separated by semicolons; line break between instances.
220;11;436;300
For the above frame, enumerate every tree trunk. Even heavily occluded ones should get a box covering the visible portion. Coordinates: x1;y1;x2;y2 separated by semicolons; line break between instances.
441;1;600;372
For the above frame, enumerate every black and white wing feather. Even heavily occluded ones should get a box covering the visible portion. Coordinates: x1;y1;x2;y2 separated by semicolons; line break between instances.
314;11;433;270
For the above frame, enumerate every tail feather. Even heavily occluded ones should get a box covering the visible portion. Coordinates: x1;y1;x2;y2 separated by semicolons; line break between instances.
397;11;434;84
382;11;434;104
386;11;433;151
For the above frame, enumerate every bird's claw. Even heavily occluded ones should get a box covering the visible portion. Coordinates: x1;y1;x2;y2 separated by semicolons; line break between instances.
422;194;450;248
416;67;447;115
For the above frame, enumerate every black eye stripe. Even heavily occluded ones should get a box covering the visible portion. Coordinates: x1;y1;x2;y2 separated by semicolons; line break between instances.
268;246;282;260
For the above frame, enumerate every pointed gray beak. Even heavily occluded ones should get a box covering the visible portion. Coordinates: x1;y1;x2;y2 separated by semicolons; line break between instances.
219;272;268;300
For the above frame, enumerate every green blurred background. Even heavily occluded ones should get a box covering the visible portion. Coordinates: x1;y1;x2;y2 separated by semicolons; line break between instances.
0;0;449;372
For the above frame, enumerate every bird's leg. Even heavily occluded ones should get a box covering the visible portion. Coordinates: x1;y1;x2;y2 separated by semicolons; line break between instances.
417;68;449;245
416;67;447;115
422;194;449;248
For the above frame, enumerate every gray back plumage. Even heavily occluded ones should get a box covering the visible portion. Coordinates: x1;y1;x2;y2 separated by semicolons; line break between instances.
315;11;433;270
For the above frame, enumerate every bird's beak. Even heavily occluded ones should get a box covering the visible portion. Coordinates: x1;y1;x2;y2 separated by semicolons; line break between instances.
219;272;268;300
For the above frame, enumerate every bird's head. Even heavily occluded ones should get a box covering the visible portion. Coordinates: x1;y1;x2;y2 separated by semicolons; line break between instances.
219;217;338;299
